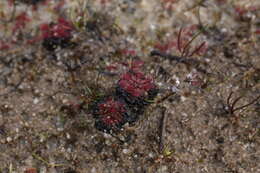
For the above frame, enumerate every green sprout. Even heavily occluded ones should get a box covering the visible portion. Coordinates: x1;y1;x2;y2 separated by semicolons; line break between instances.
67;0;90;31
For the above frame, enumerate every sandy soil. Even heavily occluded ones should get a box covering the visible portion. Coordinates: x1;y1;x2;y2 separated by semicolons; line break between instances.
0;0;259;173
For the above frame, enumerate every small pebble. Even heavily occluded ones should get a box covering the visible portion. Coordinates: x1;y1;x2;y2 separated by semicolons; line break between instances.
62;99;68;104
181;96;187;102
33;98;39;104
6;137;12;142
148;152;154;158
66;133;71;139
91;167;97;173
122;149;129;154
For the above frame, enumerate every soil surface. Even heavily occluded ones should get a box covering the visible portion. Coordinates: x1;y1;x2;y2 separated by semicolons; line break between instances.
0;0;259;173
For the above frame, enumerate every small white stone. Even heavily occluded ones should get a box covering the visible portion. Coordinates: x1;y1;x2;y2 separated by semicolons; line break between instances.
40;135;45;143
57;61;63;66
150;24;156;30
61;147;65;152
171;86;179;92
63;52;69;58
67;147;72;152
62;99;68;104
6;137;12;142
122;149;129;154
180;96;187;102
158;82;163;86
103;133;112;138
24;122;29;127
91;167;97;173
33;98;39;104
66;133;71;139
221;28;227;33
148;152;154;158
57;127;64;132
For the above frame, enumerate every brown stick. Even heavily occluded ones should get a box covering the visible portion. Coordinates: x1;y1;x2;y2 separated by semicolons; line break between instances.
233;95;260;113
159;107;167;153
177;27;183;53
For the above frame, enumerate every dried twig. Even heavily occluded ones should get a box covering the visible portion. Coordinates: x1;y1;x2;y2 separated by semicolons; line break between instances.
181;29;204;57
158;107;167;153
151;50;210;75
150;50;200;66
177;27;183;52
189;41;206;57
232;95;260;113
226;91;260;115
156;92;176;104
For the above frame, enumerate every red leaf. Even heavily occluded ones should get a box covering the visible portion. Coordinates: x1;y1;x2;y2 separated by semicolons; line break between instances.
119;70;155;97
13;12;31;32
24;168;37;173
0;41;10;50
255;30;260;34
98;97;125;126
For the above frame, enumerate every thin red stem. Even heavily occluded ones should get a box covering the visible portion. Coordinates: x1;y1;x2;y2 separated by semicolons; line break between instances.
233;95;260;113
177;27;183;53
188;41;206;57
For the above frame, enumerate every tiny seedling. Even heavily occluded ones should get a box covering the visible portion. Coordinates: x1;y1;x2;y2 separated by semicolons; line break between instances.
226;91;260;116
177;26;207;58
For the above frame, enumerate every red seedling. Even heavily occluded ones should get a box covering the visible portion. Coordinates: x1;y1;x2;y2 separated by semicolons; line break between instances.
177;26;207;57
118;70;156;98
41;18;73;39
41;18;74;51
0;41;10;50
154;25;207;57
93;96;128;132
116;60;158;106
99;97;125;125
12;12;31;33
